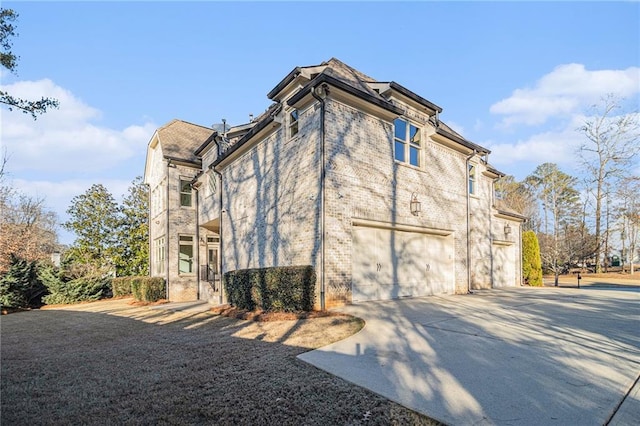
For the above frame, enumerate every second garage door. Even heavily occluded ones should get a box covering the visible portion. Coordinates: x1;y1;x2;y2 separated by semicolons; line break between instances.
352;226;454;302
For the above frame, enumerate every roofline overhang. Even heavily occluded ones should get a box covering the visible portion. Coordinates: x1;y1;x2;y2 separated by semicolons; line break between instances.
287;73;404;116
434;127;491;155
388;81;443;114
267;66;302;100
163;155;202;168
212;104;283;169
194;132;218;157
495;209;528;222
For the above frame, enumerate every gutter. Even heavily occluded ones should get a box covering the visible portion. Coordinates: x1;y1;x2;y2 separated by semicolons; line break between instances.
212;138;225;305
165;160;172;300
311;83;329;311
465;150;478;294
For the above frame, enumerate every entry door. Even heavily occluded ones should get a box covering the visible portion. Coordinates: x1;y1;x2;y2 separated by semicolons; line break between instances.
493;244;515;287
199;243;220;302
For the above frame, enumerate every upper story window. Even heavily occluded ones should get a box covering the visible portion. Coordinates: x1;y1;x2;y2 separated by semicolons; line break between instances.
468;164;476;195
394;118;421;167
289;109;299;138
179;179;192;207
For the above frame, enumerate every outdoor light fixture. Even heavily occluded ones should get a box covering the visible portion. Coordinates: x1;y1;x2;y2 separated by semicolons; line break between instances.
504;223;512;235
410;193;421;216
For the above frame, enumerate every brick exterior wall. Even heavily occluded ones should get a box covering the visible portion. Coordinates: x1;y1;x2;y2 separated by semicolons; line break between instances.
146;76;523;307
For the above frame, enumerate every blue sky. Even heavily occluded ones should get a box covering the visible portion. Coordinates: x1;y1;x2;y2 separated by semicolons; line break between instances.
1;1;639;244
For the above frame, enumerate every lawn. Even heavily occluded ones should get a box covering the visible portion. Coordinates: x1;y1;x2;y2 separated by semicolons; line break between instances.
1;299;439;425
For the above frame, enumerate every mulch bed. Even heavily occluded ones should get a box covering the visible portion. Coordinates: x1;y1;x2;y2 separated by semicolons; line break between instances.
210;304;352;322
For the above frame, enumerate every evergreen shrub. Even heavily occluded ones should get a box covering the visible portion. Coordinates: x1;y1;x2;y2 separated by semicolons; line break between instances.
224;265;316;312
522;230;543;286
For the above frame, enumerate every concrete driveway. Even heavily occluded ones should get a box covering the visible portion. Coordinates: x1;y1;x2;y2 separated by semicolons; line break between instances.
298;287;640;425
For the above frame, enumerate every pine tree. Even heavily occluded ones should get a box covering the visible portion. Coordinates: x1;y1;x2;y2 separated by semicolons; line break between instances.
0;254;47;308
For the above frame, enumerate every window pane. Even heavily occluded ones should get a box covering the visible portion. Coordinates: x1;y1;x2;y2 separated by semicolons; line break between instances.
290;110;298;122
180;180;191;192
395;141;405;162
394;119;406;141
290;121;299;137
179;244;193;273
410;125;420;145
469;180;475;194
180;193;192;207
410;146;420;166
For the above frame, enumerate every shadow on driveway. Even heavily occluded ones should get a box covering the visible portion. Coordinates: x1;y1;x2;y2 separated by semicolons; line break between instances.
299;287;640;425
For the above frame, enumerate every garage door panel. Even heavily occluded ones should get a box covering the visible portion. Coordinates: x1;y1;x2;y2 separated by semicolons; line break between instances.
352;226;455;302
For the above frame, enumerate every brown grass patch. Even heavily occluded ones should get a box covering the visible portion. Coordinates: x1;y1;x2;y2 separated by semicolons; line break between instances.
1;298;439;425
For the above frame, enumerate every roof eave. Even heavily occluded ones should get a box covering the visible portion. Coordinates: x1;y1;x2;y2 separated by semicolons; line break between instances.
212;105;282;168
267;67;302;100
435;127;490;155
287;73;403;115
389;81;443;114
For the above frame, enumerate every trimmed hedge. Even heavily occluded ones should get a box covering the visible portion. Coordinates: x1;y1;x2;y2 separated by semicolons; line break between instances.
224;265;316;312
111;276;165;302
111;277;132;297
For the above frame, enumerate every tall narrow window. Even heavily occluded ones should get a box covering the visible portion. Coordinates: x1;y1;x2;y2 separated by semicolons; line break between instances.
468;164;476;195
180;179;192;207
394;118;421;167
155;236;165;275
179;235;194;274
289;109;299;138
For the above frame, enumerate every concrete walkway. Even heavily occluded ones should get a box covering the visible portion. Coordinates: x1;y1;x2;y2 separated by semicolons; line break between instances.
298;287;640;425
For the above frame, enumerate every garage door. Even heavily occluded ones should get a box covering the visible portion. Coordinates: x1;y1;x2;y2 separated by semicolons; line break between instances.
352;226;454;302
493;243;516;288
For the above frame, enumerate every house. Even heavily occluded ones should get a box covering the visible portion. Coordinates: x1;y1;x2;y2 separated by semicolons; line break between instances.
143;58;526;309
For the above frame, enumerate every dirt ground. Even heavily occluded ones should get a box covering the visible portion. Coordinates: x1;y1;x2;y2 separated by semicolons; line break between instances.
543;271;640;287
1;298;440;425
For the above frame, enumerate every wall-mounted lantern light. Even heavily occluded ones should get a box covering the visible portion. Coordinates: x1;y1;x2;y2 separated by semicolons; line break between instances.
504;223;512;236
410;193;421;216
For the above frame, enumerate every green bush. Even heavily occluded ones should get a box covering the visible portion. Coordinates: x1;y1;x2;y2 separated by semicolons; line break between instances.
123;276;165;302
40;264;112;305
224;265;316;312
522;230;543;286
0;254;48;308
111;277;132;297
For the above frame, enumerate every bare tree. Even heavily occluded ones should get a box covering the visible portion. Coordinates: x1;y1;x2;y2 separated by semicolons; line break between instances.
0;153;58;272
617;177;640;274
527;163;581;285
578;95;640;273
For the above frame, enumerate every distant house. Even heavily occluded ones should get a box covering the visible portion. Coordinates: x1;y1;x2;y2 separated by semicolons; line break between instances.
143;58;526;308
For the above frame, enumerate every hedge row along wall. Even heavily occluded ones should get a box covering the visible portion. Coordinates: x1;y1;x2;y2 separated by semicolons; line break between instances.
224;265;316;312
111;276;166;302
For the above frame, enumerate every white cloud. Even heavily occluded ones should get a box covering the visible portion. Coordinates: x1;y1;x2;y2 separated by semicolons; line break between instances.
490;64;640;127
486;115;586;172
0;78;156;173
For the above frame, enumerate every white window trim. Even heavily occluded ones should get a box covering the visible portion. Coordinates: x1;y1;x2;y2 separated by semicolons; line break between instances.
178;235;195;275
288;109;299;139
155;236;165;275
179;178;193;208
394;118;422;168
469;163;478;196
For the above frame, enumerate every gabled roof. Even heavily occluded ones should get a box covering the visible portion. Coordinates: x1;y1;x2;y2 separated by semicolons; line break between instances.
155;119;214;164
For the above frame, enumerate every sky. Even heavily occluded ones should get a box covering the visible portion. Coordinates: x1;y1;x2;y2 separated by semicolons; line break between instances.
1;1;639;245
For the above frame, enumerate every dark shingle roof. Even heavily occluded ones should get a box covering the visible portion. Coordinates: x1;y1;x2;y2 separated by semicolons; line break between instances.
156;119;214;164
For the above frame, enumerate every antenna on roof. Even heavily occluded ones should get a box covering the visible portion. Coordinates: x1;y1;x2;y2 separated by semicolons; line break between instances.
211;120;228;136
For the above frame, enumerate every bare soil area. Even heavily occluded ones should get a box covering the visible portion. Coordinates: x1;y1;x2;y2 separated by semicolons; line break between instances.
1;298;440;425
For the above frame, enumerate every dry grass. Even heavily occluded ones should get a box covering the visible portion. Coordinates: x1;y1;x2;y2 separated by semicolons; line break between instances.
1;298;441;425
